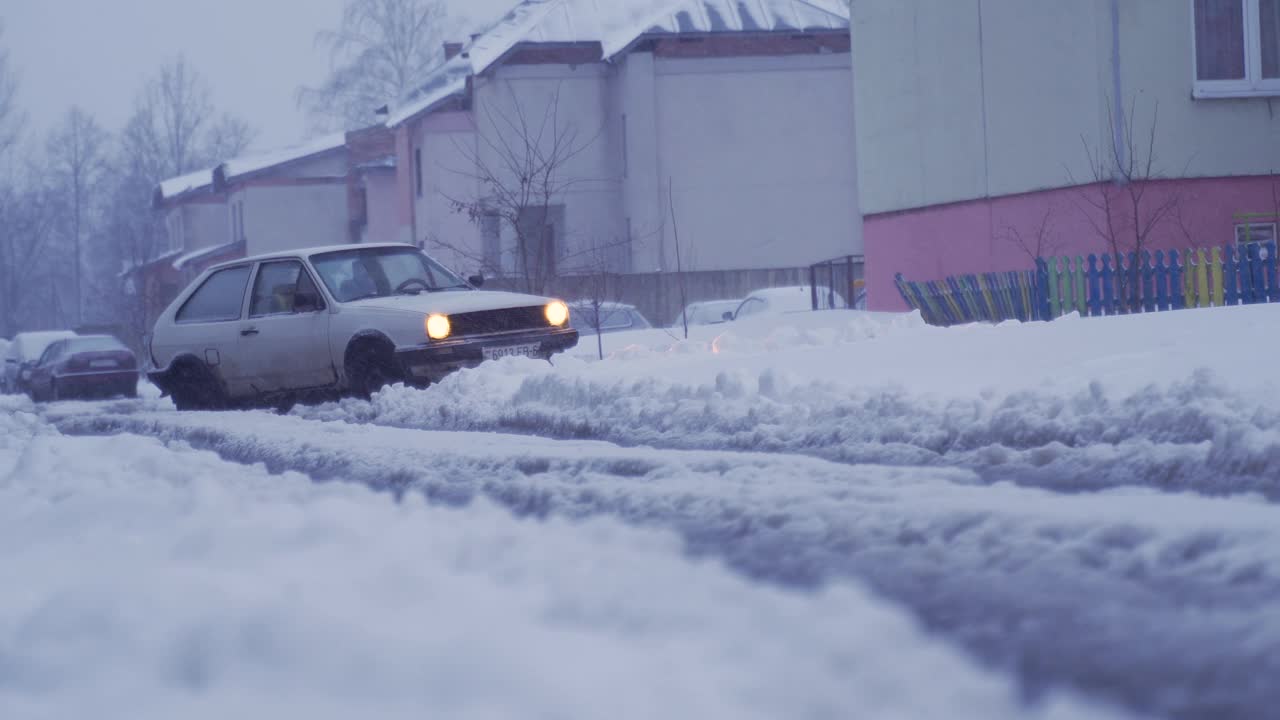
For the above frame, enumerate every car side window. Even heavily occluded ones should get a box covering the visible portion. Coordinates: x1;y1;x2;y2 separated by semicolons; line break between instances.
736;298;766;318
37;341;62;366
249;261;324;317
176;266;252;323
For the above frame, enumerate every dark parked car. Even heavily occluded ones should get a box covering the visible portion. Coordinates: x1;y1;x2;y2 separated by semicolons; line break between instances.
26;335;139;402
3;330;78;395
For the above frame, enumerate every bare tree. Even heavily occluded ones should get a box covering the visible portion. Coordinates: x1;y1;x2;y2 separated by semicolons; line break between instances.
300;0;454;130
0;23;22;160
47;107;110;326
445;83;604;294
997;202;1064;265
1071;98;1182;311
0;163;60;336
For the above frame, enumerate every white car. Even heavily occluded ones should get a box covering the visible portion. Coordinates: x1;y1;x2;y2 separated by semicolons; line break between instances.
567;301;652;335
148;243;578;409
670;300;741;328
3;330;78;395
729;286;848;321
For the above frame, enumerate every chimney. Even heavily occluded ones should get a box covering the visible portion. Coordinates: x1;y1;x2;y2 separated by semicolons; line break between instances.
444;41;463;61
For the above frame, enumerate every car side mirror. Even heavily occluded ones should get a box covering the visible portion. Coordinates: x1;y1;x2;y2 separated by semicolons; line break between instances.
295;292;321;313
722;311;735;322
468;274;485;288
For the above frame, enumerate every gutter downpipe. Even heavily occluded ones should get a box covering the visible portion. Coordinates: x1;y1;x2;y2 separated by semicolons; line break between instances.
1110;0;1127;180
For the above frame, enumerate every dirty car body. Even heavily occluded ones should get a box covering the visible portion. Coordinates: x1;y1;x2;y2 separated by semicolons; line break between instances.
147;243;578;409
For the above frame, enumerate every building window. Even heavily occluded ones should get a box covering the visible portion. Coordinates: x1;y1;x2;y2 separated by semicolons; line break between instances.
1193;0;1280;97
415;148;423;198
1236;220;1278;245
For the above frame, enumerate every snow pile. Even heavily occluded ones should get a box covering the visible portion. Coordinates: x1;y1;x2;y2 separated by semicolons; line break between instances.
299;305;1280;498
0;413;1115;720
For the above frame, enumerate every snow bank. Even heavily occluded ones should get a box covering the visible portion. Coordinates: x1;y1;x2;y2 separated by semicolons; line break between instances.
0;412;1113;720
50;408;1280;719
299;305;1280;498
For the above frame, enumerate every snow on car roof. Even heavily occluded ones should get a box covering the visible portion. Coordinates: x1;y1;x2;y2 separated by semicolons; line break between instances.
11;330;78;359
205;243;425;271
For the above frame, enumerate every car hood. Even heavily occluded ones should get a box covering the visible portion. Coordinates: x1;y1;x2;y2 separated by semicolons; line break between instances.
345;290;555;316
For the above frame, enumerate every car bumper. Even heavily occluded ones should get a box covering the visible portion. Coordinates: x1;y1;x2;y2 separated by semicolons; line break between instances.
395;327;579;380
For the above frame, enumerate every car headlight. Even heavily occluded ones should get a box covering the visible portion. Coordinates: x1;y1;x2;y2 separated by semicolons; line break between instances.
545;300;569;327
425;313;451;340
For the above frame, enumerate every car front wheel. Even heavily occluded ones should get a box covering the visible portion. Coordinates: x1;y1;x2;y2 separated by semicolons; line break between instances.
347;345;403;400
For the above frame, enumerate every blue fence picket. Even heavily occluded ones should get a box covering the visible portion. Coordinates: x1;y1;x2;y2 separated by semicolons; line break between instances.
1248;242;1265;304
1125;252;1139;313
1086;254;1101;317
1154;250;1169;311
1100;254;1116;315
1265;242;1279;302
1141;250;1155;312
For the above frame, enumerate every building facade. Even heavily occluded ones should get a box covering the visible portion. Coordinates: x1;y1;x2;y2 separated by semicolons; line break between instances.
852;0;1280;310
379;0;861;291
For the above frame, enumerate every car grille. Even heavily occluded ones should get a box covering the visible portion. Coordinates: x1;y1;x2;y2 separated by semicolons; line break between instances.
449;306;550;337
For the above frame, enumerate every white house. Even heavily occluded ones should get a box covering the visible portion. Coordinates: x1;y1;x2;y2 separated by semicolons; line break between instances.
851;0;1280;309
376;0;860;289
144;127;397;322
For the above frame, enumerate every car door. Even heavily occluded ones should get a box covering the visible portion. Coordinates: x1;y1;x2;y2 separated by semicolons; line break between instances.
28;341;62;396
164;264;255;397
238;260;335;392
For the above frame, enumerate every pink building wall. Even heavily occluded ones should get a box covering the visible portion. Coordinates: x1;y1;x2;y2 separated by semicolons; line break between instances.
865;176;1280;311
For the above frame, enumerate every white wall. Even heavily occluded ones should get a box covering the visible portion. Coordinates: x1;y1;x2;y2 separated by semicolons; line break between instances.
852;0;1110;215
651;52;858;270
471;64;625;277
1120;0;1280;180
852;0;1280;216
412;111;483;274
241;184;350;256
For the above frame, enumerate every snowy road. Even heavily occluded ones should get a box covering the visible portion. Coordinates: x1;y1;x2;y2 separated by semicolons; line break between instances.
8;305;1280;719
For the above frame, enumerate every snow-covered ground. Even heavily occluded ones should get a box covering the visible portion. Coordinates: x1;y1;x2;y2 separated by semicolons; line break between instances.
9;303;1280;719
1;397;1111;720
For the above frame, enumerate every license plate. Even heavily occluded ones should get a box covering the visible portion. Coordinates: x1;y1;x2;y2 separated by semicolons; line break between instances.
90;359;117;369
483;343;540;361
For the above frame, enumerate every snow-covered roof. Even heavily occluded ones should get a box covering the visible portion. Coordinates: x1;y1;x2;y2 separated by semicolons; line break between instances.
387;0;849;127
172;240;245;272
157;168;215;201
219;132;347;181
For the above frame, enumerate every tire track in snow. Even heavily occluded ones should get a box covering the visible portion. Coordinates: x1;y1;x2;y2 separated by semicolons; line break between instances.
52;408;1280;720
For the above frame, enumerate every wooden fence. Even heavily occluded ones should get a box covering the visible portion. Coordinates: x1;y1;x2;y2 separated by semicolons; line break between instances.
895;241;1279;327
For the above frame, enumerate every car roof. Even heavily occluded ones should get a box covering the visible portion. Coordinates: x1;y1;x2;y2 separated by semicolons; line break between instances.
569;300;638;311
206;243;423;272
14;330;77;345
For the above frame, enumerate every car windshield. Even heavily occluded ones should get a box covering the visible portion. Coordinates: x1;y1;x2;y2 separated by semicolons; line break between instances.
311;247;469;303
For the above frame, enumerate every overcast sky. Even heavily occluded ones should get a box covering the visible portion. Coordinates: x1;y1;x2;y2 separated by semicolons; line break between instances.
1;0;514;151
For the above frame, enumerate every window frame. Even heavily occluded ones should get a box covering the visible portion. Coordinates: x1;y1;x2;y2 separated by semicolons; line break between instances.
1192;0;1280;98
1235;220;1279;244
175;264;253;325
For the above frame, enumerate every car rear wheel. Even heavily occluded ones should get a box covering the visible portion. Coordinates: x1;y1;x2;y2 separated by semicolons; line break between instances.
170;362;226;411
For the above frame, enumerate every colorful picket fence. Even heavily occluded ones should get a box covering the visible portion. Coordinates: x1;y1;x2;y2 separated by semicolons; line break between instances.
894;270;1041;326
895;241;1279;327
